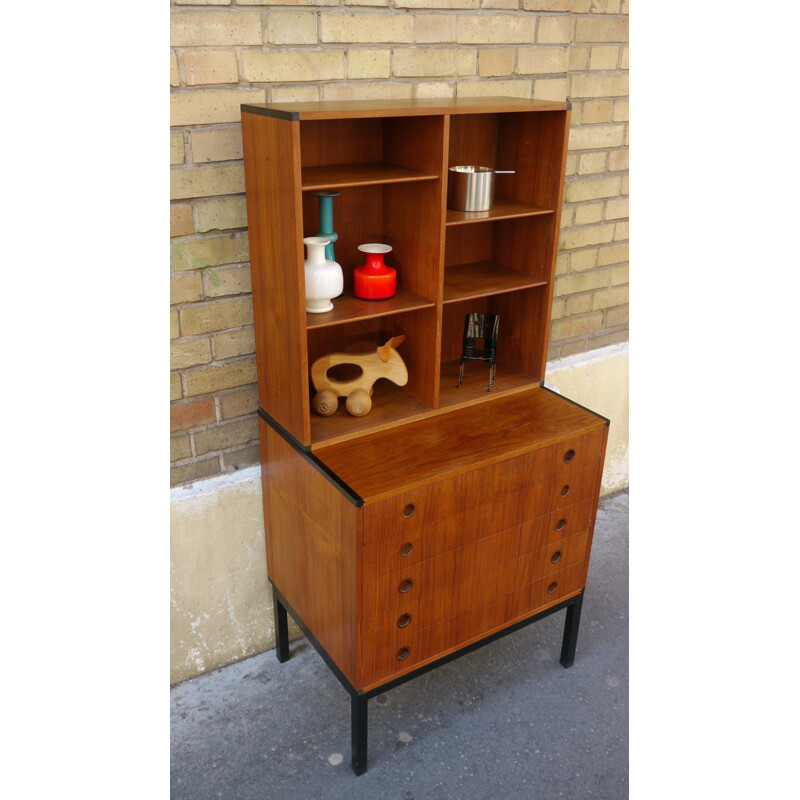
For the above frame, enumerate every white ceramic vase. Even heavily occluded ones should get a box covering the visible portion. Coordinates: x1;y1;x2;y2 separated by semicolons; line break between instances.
303;236;343;313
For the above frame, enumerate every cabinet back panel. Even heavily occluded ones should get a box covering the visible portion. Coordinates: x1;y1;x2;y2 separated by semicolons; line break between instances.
299;118;383;167
448;113;500;169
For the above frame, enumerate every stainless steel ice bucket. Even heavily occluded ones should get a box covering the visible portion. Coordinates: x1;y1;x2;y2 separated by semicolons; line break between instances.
447;165;514;212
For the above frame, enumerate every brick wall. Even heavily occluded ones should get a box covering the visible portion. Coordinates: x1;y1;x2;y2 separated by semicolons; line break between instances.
170;0;629;487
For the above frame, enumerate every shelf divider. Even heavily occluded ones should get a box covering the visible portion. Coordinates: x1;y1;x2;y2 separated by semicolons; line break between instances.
444;261;547;304
445;198;553;226
306;288;435;330
302;162;438;191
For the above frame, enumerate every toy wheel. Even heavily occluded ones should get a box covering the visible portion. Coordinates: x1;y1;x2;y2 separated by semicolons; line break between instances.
346;390;372;417
312;390;338;417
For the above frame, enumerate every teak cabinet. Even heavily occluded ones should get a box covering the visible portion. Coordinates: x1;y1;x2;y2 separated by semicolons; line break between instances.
241;97;609;775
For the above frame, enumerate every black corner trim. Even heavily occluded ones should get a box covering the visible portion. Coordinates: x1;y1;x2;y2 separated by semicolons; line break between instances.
241;104;299;121
273;581;585;701
539;384;611;427
258;407;364;507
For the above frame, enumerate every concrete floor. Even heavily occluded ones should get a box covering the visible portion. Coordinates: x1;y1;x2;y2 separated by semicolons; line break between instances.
171;490;628;800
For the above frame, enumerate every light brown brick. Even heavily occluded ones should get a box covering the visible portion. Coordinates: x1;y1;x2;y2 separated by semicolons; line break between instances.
568;124;625;150
597;242;628;266
415;15;457;43
171;272;204;305
517;46;568;74
171;204;194;238
565;175;621;203
479;48;515;77
346;0;391;5
191;128;243;163
522;0;570;9
555;269;610;296
458;14;536;44
481;0;519;7
574;16;629;43
324;82;414;101
180;297;254;336
537;15;571;44
587;0;621;13
171;457;220;487
219;387;258;420
560;205;574;227
621;173;628;194
559;223;615;250
565;153;578;176
605;196;628;220
171;373;184;401
170;11;263;47
171;132;185;166
556;253;570;275
581;99;614;124
592;285;628;311
175;0;232;5
577;151;607;175
393;48;476;77
348;49;391;79
613;220;628;241
415;82;455;98
171;311;180;339
457;79;531;98
272;85;321;103
242;49;346;82
551;312;604;341
565;294;593;316
533;78;567;101
171;163;245;200
268;11;318;44
171;337;213;370
570;73;628;98
185;358;257;396
570;248;598;272
613;100;628;122
171;51;180;87
568;46;590;71
171;88;264;127
194;417;259;456
214;327;256;359
183;50;239;86
204;265;253;297
558;340;588;358
589;45;619;71
611;264;628;284
321;12;414;43
574;202;603;225
606;306;628;328
224;444;260;471
171;398;217;432
395;0;479;7
620;45;629;70
171;435;193;462
171;232;249;271
572;0;591;10
195;197;248;232
238;0;336;4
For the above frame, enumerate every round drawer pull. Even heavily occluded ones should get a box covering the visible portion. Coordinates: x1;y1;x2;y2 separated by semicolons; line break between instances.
555;518;566;531
399;542;413;557
550;550;562;564
560;484;570;497
564;449;575;463
397;647;410;661
398;578;414;594
397;613;412;629
403;503;416;518
547;582;558;594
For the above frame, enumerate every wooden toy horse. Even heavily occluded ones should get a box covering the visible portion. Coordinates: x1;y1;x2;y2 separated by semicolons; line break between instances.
311;335;408;417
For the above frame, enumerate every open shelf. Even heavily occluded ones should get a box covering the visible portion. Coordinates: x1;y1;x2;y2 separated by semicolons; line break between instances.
306;288;435;329
302;163;438;190
310;380;432;447
438;360;539;409
444;261;547;304
446;198;552;226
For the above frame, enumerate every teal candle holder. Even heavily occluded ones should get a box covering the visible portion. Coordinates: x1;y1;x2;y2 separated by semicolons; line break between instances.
310;190;340;262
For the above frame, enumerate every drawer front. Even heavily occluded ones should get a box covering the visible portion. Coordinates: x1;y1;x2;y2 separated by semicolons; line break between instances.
550;428;605;478
514;530;590;588
509;561;586;620
520;462;600;522
517;497;596;555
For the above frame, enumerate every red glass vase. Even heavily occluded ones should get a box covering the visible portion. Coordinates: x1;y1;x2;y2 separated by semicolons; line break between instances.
354;244;396;300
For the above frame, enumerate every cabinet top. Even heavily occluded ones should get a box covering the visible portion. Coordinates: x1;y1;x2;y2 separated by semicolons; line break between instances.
241;96;570;121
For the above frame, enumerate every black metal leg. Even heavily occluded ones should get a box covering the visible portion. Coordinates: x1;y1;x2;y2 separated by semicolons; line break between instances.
560;592;584;668
351;693;368;776
273;592;290;663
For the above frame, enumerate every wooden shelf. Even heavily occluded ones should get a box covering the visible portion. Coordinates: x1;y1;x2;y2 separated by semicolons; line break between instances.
438;359;539;410
302;162;439;190
444;261;547;304
310;381;432;448
306;289;435;330
445;198;553;227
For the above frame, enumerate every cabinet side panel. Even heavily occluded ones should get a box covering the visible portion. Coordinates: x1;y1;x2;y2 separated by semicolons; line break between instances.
576;422;610;587
259;420;357;684
242;111;310;445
